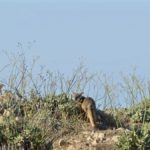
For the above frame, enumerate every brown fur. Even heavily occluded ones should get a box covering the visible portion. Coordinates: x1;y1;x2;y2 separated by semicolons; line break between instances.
73;92;97;128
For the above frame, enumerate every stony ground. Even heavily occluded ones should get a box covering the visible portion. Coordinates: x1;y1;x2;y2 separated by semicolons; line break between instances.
53;127;127;150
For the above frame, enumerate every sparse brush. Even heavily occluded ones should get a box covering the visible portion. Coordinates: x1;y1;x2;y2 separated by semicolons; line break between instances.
117;128;150;150
1;53;150;149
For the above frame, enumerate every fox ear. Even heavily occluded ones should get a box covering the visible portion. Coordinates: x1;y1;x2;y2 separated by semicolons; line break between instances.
72;92;84;97
72;92;77;97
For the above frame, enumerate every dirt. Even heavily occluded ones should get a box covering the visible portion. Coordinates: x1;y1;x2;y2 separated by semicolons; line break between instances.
53;127;126;150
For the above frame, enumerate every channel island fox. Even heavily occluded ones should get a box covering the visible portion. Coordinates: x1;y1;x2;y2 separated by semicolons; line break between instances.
73;92;97;128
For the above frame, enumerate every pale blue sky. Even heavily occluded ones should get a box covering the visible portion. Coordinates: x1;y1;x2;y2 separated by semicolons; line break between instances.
0;0;150;78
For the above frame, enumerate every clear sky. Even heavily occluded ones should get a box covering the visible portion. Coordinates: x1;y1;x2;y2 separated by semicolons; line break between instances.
0;0;150;78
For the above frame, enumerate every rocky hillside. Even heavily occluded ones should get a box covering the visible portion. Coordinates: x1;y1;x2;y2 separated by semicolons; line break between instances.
53;127;127;150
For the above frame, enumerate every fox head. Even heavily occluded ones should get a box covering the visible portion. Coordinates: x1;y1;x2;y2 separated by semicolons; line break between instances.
72;92;84;101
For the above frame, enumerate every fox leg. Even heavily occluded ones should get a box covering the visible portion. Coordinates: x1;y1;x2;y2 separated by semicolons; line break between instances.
86;106;97;128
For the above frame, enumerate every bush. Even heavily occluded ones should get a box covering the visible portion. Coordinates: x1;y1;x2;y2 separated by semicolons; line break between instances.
117;128;150;150
130;99;150;123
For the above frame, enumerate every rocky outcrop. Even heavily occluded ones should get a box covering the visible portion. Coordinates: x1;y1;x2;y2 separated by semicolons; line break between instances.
53;128;126;150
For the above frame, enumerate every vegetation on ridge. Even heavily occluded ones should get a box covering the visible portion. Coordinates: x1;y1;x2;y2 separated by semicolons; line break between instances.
0;53;149;149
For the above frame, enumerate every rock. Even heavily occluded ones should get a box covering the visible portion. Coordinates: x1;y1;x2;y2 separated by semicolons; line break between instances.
92;139;99;146
92;132;105;142
87;136;92;141
53;126;124;150
116;127;125;132
111;135;120;143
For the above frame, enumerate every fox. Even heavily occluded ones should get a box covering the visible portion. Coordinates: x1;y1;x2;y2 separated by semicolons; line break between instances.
73;92;97;129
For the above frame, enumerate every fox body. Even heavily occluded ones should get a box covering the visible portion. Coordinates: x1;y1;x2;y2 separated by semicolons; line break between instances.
73;92;97;128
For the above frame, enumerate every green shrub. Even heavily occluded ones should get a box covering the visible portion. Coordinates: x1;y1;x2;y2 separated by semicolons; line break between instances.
130;99;150;123
117;129;150;150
